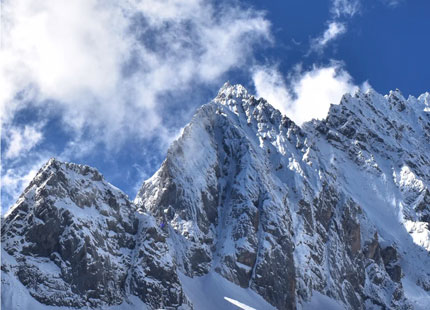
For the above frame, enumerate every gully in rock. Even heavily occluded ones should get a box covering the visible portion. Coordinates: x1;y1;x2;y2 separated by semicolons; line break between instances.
2;84;430;310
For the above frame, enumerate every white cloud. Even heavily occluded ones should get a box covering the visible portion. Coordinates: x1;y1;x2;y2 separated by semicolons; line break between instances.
0;0;271;146
4;125;44;159
288;64;360;124
1;0;272;211
311;22;346;52
252;63;368;125
0;0;127;118
252;67;292;115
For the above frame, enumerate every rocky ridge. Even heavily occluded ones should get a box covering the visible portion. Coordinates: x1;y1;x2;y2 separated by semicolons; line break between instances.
1;159;188;309
2;83;430;309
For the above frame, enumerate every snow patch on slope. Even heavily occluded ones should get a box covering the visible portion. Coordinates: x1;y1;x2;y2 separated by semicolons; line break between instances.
301;291;344;310
178;272;276;310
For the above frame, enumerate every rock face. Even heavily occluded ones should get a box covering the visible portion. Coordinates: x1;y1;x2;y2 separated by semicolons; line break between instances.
136;86;297;309
2;84;430;309
1;159;188;309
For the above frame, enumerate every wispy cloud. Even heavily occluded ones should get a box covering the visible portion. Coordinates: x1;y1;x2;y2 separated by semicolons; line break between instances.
4;124;44;159
310;22;346;52
1;0;271;144
312;0;404;53
309;0;360;53
381;0;405;8
331;0;361;18
1;0;272;210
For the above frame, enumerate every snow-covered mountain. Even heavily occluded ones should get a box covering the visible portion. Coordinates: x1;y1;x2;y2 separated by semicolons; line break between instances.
2;83;430;309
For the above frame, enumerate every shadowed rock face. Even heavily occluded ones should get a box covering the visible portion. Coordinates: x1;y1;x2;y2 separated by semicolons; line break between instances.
135;87;299;309
3;84;430;309
135;85;430;309
1;159;187;309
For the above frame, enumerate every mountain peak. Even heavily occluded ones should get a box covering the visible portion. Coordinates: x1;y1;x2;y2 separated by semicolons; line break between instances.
3;83;430;310
215;82;250;102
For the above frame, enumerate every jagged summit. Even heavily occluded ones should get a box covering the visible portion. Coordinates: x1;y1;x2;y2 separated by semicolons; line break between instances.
2;157;186;309
2;84;430;310
215;82;250;101
214;82;297;128
134;84;430;309
39;157;105;183
4;157;109;219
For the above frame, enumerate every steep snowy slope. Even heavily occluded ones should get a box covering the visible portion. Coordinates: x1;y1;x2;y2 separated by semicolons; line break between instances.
135;84;299;309
305;89;430;309
2;83;430;310
135;83;430;309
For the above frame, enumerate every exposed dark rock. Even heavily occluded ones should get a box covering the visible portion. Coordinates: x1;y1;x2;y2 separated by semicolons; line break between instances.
381;246;402;283
3;84;430;310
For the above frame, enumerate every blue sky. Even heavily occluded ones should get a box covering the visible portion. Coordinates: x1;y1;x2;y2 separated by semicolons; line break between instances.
1;0;429;211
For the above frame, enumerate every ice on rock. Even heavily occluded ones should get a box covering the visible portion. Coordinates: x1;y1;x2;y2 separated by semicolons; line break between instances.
3;84;430;309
